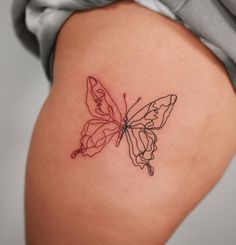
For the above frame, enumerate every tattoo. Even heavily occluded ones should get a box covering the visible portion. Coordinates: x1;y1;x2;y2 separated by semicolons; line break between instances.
71;76;177;176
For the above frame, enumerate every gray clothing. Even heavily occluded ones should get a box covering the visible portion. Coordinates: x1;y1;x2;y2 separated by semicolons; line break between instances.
12;0;236;89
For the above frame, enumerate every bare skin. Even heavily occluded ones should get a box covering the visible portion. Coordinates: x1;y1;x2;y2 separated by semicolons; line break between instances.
25;1;236;244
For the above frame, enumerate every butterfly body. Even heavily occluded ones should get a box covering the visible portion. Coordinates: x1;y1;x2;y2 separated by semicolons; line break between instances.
71;76;177;176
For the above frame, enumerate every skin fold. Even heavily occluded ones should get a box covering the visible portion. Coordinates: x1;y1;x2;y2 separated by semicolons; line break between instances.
25;1;236;244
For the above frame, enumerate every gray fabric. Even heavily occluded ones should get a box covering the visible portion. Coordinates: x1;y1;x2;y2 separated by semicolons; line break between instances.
160;0;236;86
221;0;236;15
11;0;236;89
12;0;39;56
12;0;117;79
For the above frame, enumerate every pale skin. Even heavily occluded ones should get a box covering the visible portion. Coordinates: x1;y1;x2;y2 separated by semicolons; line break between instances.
25;1;236;244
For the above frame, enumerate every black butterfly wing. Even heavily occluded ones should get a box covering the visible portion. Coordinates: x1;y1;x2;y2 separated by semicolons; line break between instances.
126;94;177;176
125;128;157;176
128;94;177;130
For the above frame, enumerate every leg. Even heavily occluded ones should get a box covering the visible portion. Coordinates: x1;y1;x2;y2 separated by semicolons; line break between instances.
25;1;236;244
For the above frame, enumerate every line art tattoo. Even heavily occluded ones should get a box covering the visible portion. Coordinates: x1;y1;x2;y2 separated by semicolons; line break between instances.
71;76;177;176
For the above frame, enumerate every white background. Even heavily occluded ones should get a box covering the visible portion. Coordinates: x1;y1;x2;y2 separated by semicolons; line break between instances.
0;1;235;244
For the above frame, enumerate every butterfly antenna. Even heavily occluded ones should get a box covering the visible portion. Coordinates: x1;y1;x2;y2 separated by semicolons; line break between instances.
127;97;142;115
123;93;128;116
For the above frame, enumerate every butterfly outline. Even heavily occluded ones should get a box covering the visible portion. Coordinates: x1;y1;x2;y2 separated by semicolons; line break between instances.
71;76;177;176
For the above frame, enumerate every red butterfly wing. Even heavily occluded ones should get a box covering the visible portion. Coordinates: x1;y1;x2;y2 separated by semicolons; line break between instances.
71;119;119;158
86;76;122;122
71;76;122;158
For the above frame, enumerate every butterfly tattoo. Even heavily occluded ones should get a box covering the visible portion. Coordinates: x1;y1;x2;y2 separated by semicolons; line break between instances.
71;76;177;176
